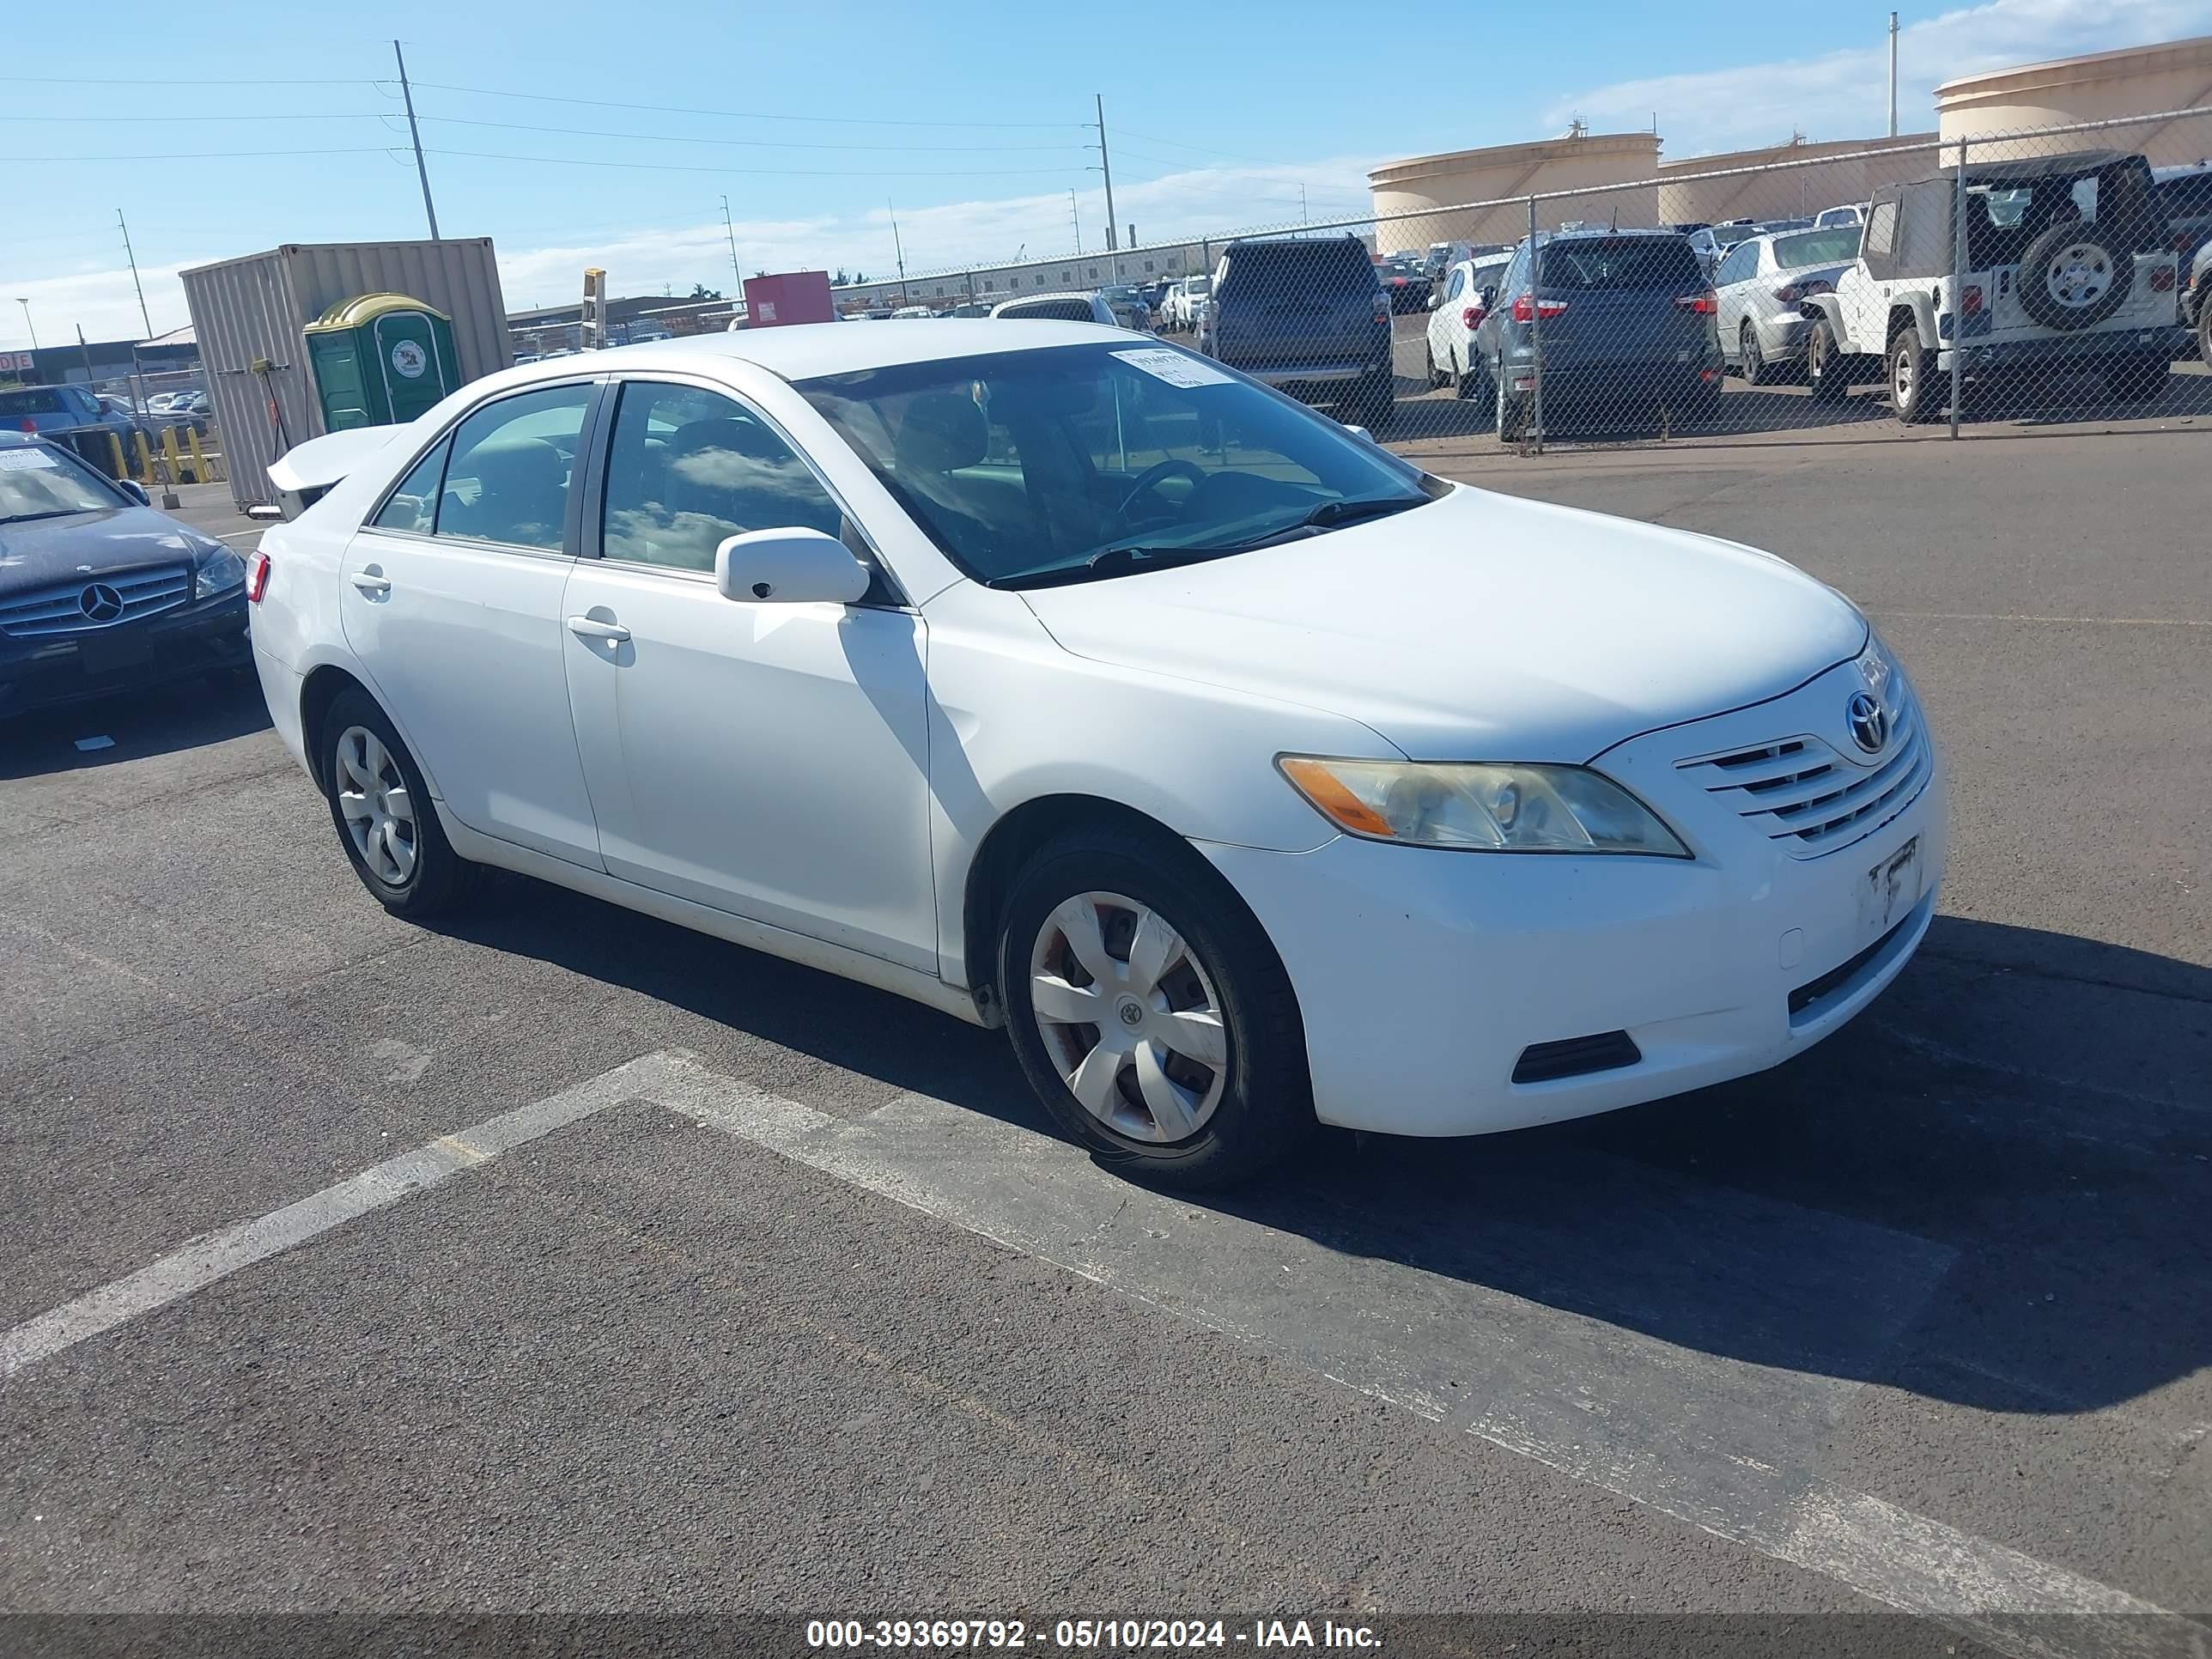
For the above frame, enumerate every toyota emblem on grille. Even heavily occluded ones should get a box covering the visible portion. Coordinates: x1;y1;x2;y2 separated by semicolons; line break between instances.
79;582;125;624
1846;691;1887;754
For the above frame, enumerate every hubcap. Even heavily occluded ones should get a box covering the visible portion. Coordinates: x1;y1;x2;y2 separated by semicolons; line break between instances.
2045;242;2111;308
1028;890;1229;1145
334;725;417;886
1893;345;1914;404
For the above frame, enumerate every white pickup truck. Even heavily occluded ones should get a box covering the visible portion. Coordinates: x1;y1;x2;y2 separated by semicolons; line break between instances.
1799;149;2185;423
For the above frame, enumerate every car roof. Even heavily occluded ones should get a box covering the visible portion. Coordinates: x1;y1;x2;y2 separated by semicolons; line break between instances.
1949;147;2132;185
511;318;1129;383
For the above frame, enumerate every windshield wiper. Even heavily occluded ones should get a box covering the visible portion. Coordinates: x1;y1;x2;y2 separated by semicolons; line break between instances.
0;509;82;526
994;495;1429;591
1251;493;1425;542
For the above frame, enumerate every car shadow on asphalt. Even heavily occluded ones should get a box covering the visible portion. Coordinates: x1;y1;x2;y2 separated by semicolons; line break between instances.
427;879;2209;1419
0;673;270;779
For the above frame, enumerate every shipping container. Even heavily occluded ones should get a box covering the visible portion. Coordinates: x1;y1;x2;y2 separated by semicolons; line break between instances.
180;238;512;509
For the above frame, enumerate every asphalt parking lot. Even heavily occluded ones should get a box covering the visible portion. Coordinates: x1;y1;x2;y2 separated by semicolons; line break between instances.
2;435;2207;1651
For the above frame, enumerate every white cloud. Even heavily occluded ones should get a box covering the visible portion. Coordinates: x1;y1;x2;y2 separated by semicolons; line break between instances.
1546;0;2212;155
1;261;195;354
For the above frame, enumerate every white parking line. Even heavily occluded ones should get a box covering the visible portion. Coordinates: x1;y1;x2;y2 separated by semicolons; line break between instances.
0;1050;687;1381
1;1048;2188;1656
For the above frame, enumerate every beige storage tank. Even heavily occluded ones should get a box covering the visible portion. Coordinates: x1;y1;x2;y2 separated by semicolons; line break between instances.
1367;131;1661;257
1656;134;1939;226
1936;35;2212;166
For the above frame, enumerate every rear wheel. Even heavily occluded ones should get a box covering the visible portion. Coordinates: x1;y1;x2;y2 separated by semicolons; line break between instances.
319;687;481;918
999;827;1313;1190
1424;340;1448;389
1740;320;1779;386
2198;297;2211;367
1888;325;1942;424
1807;319;1853;404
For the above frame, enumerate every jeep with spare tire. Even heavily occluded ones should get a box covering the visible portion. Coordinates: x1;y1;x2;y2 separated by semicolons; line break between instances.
1798;149;2185;424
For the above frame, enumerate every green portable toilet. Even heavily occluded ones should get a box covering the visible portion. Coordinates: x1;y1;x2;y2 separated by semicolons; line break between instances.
303;293;459;430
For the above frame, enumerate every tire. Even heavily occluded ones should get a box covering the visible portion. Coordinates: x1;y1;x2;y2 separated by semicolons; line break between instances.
1887;324;1942;425
2014;222;2131;331
2198;294;2212;367
1740;321;1778;386
1496;367;1528;442
1807;319;1853;404
1455;346;1488;402
319;686;481;919
1424;340;1447;390
998;826;1314;1190
2104;354;2169;402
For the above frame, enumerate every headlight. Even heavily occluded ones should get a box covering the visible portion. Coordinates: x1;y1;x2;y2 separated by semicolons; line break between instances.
1279;757;1690;856
193;544;246;599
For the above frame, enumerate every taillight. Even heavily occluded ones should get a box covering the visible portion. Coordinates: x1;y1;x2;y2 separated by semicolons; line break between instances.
1462;305;1486;329
1960;283;1984;315
15;418;33;434
245;549;270;604
2149;264;2176;292
1510;294;1567;323
1372;295;1390;324
1775;278;1833;303
1674;290;1718;314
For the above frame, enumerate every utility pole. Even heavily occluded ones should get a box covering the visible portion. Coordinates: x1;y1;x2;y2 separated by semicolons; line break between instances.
1300;184;1309;225
1070;188;1083;252
393;40;441;240
720;194;744;299
1887;12;1899;138
14;297;37;350
1094;94;1120;281
889;201;908;306
116;210;152;337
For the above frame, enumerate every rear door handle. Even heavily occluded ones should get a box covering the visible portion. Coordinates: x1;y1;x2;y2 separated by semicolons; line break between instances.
566;616;630;642
349;573;392;595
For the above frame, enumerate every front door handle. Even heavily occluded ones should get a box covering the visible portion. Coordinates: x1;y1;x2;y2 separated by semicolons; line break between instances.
566;616;631;642
349;573;392;595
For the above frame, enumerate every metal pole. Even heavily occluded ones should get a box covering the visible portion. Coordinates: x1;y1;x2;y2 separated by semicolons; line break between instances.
1949;137;1967;438
1887;13;1899;139
721;195;744;297
14;298;36;350
1071;188;1083;252
1527;195;1543;454
889;202;908;307
1096;94;1120;282
116;210;153;337
393;40;441;240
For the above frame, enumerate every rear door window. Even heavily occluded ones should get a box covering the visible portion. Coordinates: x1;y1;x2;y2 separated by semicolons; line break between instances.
1219;241;1378;301
0;390;69;417
1537;237;1705;291
434;383;594;552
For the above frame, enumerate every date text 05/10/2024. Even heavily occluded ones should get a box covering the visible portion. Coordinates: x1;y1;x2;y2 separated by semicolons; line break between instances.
804;1619;1383;1650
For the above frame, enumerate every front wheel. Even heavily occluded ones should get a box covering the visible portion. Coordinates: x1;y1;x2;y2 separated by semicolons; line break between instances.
999;829;1314;1190
319;686;482;918
1888;325;1942;424
1424;340;1448;389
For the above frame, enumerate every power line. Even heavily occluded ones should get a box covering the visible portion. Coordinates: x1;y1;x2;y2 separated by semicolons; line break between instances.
14;146;399;161
0;73;368;86
395;78;1079;131
422;147;1086;179
0;109;392;123
410;112;1086;154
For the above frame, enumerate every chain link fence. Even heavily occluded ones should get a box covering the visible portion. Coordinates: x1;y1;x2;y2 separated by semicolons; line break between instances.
844;103;2210;451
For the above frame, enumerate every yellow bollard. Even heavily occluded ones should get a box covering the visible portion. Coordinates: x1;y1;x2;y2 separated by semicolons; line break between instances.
185;427;215;486
161;425;185;483
132;429;155;484
107;430;128;479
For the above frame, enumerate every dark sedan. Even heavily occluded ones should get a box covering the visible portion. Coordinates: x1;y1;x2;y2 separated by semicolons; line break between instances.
0;432;251;718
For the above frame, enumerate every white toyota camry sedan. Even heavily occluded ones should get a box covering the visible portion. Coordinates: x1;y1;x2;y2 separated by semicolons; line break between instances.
248;321;1944;1188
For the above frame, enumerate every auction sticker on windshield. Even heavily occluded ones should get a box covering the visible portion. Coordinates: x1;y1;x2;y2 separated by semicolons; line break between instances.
0;448;61;471
1111;348;1234;388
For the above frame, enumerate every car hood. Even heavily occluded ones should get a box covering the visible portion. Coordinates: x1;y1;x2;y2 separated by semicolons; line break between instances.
1016;484;1867;762
0;506;223;592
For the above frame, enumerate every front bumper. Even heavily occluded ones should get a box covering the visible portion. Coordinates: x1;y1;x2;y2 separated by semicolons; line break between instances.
1200;660;1947;1138
0;589;249;717
1937;324;2187;372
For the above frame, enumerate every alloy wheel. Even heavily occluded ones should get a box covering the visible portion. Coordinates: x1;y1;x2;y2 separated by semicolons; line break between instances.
334;725;418;886
1028;890;1229;1144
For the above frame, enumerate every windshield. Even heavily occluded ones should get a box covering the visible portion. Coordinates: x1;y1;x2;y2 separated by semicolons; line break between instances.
1218;240;1377;301
1772;228;1862;268
0;444;124;520
798;342;1437;587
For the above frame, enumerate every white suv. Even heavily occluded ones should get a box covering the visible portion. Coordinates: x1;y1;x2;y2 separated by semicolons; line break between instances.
1802;149;2185;422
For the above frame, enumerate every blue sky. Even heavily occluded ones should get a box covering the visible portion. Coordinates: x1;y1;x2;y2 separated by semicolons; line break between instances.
6;0;2208;344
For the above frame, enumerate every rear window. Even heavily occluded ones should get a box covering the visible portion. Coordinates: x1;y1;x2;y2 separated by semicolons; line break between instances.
1000;298;1097;322
2157;174;2212;216
1537;237;1705;291
1220;240;1380;300
0;389;70;416
1772;228;1862;268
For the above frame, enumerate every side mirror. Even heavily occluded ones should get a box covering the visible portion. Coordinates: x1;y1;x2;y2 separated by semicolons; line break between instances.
714;527;871;605
118;478;149;505
1425;290;1443;311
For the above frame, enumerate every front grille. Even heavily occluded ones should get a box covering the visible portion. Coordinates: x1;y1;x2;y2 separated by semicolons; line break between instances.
1677;694;1930;859
1512;1030;1643;1085
0;564;191;638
